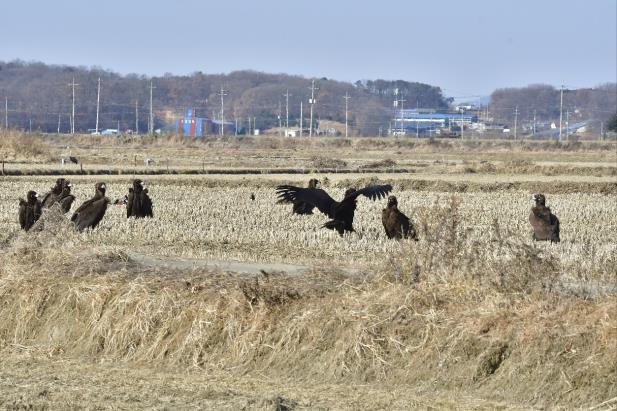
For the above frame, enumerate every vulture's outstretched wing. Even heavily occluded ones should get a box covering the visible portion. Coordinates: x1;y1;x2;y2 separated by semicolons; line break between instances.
345;184;393;202
276;185;337;217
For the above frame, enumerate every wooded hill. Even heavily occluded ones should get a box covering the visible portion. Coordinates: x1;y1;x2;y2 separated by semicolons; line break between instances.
0;60;614;135
0;61;449;135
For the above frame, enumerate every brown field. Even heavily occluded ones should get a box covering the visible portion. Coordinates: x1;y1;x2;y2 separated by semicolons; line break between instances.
0;131;615;410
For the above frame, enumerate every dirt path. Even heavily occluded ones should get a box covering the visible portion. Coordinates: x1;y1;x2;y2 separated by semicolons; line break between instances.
0;355;528;410
129;253;312;276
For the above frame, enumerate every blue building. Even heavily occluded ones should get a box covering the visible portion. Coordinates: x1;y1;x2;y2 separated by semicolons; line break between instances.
178;108;206;136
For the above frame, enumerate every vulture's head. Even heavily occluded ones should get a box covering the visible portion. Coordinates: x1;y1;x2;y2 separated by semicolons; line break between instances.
532;193;546;206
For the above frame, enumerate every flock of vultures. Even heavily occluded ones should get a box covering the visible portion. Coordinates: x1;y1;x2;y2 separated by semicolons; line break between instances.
17;177;560;243
18;178;153;232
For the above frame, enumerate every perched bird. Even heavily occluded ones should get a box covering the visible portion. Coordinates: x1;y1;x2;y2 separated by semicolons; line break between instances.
275;183;392;236
18;191;42;231
250;193;256;201
382;196;417;240
529;193;560;243
277;178;320;215
71;182;110;231
41;178;66;208
127;179;153;218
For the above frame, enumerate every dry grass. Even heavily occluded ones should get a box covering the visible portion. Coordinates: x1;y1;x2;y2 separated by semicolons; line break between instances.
0;130;51;161
0;213;614;409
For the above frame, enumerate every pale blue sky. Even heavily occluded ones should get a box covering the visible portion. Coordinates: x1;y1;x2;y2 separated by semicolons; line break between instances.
2;0;615;98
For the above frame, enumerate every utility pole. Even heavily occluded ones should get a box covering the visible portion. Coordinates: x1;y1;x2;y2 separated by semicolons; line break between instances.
533;109;536;136
514;106;518;140
278;100;282;136
69;77;79;134
57;113;61;134
559;85;564;142
392;88;398;136
399;95;406;135
284;89;291;132
135;100;139;134
460;108;464;140
4;96;7;129
300;100;304;137
309;80;318;136
565;109;570;140
95;77;101;134
218;86;228;136
343;91;351;137
149;80;156;135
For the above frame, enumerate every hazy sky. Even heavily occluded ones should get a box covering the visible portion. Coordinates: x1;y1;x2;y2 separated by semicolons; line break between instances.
2;0;615;99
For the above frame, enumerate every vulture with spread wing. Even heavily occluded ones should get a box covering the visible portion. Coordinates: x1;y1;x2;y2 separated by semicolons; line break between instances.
277;178;320;215
276;183;392;235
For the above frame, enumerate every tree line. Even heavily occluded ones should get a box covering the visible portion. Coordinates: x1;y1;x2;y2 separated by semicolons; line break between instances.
0;61;450;136
0;60;614;136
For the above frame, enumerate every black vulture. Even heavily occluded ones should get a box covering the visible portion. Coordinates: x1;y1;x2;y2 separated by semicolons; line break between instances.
71;182;110;231
275;183;392;236
382;196;418;240
41;178;65;208
277;178;320;215
529;193;560;242
18;191;42;231
127;179;153;218
250;193;256;201
56;180;76;213
42;179;75;213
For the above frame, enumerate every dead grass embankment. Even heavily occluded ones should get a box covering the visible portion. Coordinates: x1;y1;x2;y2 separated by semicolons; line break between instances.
0;131;51;161
0;207;614;409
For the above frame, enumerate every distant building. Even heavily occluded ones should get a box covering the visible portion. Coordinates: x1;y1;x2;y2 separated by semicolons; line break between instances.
177;108;206;136
393;109;478;135
176;108;236;136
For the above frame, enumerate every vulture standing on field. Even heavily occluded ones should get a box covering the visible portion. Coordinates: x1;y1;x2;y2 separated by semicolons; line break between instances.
276;183;392;236
277;178;320;215
71;182;110;231
382;196;418;240
41;178;65;208
127;179;153;218
42;179;75;213
529;193;560;243
18;191;42;231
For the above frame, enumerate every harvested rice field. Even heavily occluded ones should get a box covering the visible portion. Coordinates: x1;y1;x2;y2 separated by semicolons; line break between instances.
0;132;615;410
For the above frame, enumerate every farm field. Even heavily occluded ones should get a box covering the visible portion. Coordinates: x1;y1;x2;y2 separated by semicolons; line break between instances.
0;132;615;410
